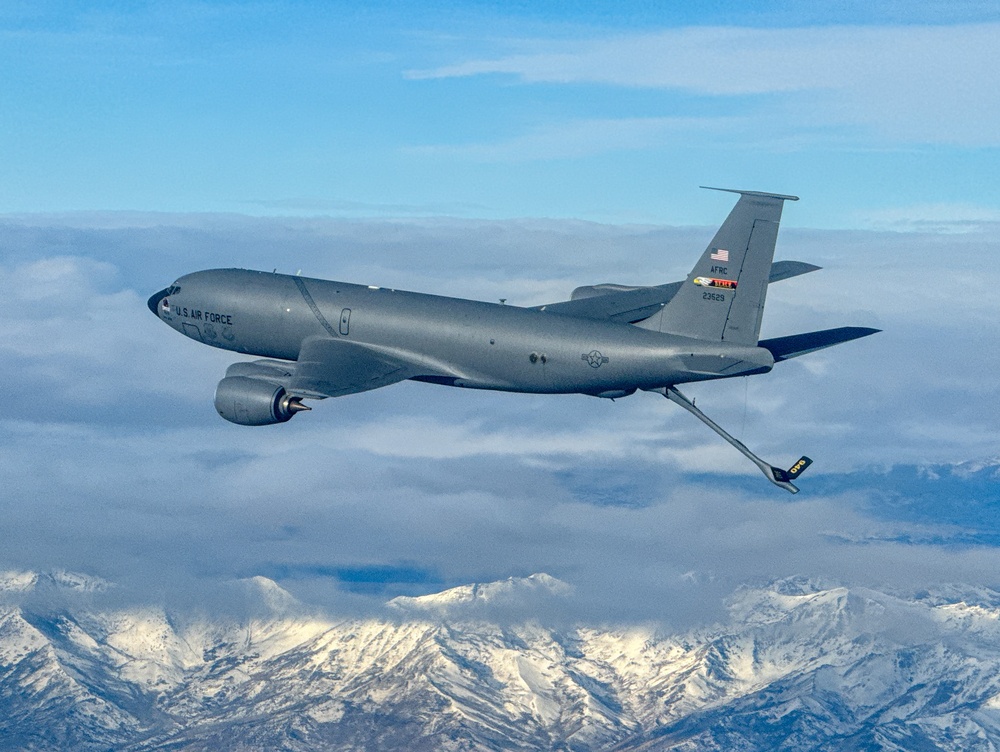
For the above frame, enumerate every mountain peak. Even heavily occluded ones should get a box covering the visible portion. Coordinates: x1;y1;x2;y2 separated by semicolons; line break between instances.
950;455;1000;477
44;569;112;593
0;570;38;593
241;575;299;612
0;569;111;595
388;572;572;613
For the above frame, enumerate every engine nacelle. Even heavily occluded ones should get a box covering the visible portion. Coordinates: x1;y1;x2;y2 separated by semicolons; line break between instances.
214;376;309;426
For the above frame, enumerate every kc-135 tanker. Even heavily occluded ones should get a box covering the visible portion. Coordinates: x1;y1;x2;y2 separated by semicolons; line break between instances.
148;188;878;492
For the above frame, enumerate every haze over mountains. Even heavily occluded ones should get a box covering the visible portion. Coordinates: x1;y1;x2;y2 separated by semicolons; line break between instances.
7;460;1000;751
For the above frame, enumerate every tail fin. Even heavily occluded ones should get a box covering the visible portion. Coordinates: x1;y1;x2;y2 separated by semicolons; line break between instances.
637;188;798;344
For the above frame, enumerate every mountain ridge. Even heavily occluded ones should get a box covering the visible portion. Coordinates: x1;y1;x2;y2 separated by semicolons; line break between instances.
3;571;1000;750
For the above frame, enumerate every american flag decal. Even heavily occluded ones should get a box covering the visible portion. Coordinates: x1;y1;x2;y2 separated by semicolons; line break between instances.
710;248;729;262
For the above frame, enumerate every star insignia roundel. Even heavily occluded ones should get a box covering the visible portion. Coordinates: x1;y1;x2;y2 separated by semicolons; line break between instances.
582;350;610;368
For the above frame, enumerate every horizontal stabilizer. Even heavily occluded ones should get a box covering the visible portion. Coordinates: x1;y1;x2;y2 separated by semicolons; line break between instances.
767;260;821;283
759;327;880;362
701;186;799;201
542;282;682;323
538;260;819;324
570;283;647;301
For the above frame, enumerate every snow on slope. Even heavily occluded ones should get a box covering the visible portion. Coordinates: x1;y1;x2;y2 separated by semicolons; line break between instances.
3;572;1000;750
389;572;573;612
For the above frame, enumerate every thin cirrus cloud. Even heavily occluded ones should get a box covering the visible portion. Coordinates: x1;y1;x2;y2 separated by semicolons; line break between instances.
857;203;1000;232
404;116;750;162
408;23;1000;148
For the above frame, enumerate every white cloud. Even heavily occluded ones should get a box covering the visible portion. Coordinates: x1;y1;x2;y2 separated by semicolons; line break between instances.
858;206;1000;233
2;213;1000;622
406;116;746;162
0;255;235;417
3;411;998;625
408;24;1000;147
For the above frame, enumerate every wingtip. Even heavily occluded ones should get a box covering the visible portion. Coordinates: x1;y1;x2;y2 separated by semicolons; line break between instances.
852;326;882;338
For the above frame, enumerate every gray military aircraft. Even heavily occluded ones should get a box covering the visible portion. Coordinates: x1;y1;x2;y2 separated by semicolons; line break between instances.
147;188;877;493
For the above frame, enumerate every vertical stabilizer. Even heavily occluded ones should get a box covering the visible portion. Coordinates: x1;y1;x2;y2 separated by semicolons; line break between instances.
637;188;798;344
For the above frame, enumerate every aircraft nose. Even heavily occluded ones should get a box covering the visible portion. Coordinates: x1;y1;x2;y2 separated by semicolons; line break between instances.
147;288;170;316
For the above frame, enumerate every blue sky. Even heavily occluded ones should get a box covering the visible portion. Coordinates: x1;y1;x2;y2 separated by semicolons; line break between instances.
3;1;999;226
2;1;1000;619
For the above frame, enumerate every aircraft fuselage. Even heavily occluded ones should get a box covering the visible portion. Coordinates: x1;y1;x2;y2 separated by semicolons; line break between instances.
152;268;774;397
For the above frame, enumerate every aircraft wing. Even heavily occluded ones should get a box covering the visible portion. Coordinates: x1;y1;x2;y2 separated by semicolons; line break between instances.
225;336;427;399
536;260;820;323
290;336;429;397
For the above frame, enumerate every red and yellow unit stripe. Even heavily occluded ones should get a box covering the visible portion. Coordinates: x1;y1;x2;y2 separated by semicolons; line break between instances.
693;276;738;289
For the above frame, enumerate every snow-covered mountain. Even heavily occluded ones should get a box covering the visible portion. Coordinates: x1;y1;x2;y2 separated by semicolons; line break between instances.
3;570;1000;750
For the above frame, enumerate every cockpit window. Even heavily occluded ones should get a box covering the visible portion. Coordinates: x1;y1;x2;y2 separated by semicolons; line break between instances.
166;285;182;295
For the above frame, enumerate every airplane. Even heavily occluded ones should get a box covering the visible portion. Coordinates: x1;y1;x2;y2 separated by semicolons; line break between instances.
147;188;878;493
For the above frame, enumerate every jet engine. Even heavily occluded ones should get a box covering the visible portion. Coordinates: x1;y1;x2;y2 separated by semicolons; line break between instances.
213;376;309;426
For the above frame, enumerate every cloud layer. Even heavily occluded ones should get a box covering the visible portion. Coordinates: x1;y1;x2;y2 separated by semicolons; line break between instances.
2;212;999;623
